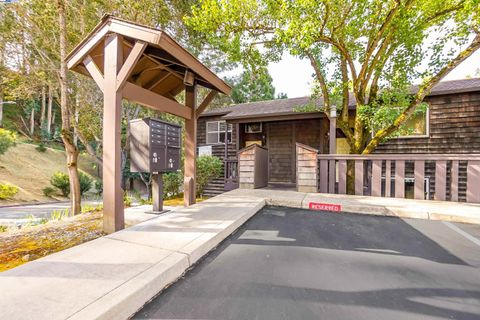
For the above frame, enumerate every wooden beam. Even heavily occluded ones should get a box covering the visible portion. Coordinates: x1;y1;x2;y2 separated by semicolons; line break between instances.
196;90;218;118
67;23;109;69
184;85;197;206
102;33;124;234
116;41;147;91
147;72;171;90
83;55;104;91
123;82;192;119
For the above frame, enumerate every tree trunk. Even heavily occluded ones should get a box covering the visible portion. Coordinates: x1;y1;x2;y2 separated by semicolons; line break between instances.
0;90;3;128
47;87;53;136
57;0;81;215
74;95;79;146
30;107;35;135
40;86;46;129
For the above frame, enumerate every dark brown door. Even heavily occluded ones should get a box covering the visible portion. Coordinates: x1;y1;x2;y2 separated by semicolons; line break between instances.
267;122;295;183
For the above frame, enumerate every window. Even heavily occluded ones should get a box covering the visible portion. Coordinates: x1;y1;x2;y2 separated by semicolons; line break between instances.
245;123;262;133
206;121;233;144
396;107;429;138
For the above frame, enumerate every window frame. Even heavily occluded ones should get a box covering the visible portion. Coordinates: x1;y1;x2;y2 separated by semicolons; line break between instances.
206;120;233;145
394;107;430;139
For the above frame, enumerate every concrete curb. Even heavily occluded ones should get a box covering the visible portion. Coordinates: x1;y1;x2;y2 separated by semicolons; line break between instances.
223;189;480;225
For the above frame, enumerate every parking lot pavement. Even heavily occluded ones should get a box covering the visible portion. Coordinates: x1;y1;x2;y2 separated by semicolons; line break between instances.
134;206;480;320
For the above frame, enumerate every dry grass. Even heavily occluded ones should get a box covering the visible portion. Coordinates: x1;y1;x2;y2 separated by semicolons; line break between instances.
0;143;98;205
0;211;104;272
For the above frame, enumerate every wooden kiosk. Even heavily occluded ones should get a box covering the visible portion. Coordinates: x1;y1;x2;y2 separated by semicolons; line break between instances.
66;15;231;233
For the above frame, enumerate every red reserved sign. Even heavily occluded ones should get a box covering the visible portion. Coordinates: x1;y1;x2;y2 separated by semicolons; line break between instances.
309;202;342;212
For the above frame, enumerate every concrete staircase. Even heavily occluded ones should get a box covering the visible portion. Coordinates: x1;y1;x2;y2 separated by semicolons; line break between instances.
202;178;226;198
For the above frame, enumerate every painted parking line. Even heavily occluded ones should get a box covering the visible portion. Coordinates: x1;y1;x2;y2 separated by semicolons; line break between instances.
442;221;480;247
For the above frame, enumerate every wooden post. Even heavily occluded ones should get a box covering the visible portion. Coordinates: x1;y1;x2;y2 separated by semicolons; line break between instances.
152;173;163;212
103;33;124;233
184;84;197;206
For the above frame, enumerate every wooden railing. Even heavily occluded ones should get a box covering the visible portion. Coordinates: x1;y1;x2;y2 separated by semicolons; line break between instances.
224;158;239;191
316;154;480;203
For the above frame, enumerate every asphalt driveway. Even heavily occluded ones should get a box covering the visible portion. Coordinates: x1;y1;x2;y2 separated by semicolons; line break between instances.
135;206;480;320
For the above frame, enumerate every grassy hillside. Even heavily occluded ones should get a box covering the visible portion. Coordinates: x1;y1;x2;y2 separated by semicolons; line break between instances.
0;143;99;205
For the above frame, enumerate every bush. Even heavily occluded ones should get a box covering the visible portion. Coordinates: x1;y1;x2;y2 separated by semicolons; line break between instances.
35;143;47;153
196;155;223;196
0;129;16;155
163;172;182;199
50;171;93;197
42;186;56;197
94;180;103;195
50;172;70;196
124;192;132;207
79;172;93;196
0;183;19;200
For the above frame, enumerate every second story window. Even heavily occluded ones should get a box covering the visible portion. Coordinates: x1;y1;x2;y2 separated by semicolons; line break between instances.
206;121;233;144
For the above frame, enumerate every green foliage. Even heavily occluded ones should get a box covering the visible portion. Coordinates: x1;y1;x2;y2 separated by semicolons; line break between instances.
50;171;93;197
196;155;223;196
0;129;16;155
50;172;70;197
42;186;56;197
79;172;93;196
35;143;47;153
0;183;19;200
229;67;284;104
50;209;70;221
163;172;183;199
0;225;8;232
124;192;133;207
94;180;102;195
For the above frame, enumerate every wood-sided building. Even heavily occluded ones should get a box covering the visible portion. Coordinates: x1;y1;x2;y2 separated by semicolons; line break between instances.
197;78;480;198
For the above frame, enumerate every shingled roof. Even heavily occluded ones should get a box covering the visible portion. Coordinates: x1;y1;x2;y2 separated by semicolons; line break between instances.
200;78;480;120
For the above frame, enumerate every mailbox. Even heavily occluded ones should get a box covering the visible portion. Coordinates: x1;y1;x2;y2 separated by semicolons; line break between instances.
130;118;181;173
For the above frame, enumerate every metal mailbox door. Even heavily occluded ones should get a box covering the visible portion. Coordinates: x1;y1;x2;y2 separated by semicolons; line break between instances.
166;147;180;170
150;146;166;172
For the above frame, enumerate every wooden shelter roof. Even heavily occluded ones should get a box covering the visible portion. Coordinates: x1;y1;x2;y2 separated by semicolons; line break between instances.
66;15;231;98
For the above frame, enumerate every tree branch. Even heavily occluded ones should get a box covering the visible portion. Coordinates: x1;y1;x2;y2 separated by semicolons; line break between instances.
363;33;480;154
306;51;330;115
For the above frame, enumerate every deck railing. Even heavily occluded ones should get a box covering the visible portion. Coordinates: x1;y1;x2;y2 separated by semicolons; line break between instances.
316;154;480;203
224;158;239;191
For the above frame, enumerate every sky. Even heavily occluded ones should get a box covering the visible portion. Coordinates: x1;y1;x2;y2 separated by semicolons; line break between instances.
266;50;480;98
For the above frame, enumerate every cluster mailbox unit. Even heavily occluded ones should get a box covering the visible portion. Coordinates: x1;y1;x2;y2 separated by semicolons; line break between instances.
130;118;181;212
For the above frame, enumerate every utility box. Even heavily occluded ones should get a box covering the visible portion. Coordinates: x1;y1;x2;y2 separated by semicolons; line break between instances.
130;118;181;173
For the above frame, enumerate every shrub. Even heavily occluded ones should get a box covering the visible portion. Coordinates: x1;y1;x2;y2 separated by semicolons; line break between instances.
0;129;16;155
50;172;70;196
124;192;133;207
50;171;93;197
0;225;8;232
0;183;19;200
42;186;56;197
79;172;93;196
94;180;103;195
163;172;182;199
35;143;47;153
196;155;223;196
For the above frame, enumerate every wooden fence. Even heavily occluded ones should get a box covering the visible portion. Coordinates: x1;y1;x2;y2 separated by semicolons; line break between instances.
316;154;480;203
238;144;268;189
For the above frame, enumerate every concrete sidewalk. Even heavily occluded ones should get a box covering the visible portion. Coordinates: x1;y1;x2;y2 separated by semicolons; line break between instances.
226;188;480;224
0;194;264;320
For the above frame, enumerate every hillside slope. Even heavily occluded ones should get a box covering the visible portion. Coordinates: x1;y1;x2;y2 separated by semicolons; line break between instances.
0;143;99;205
